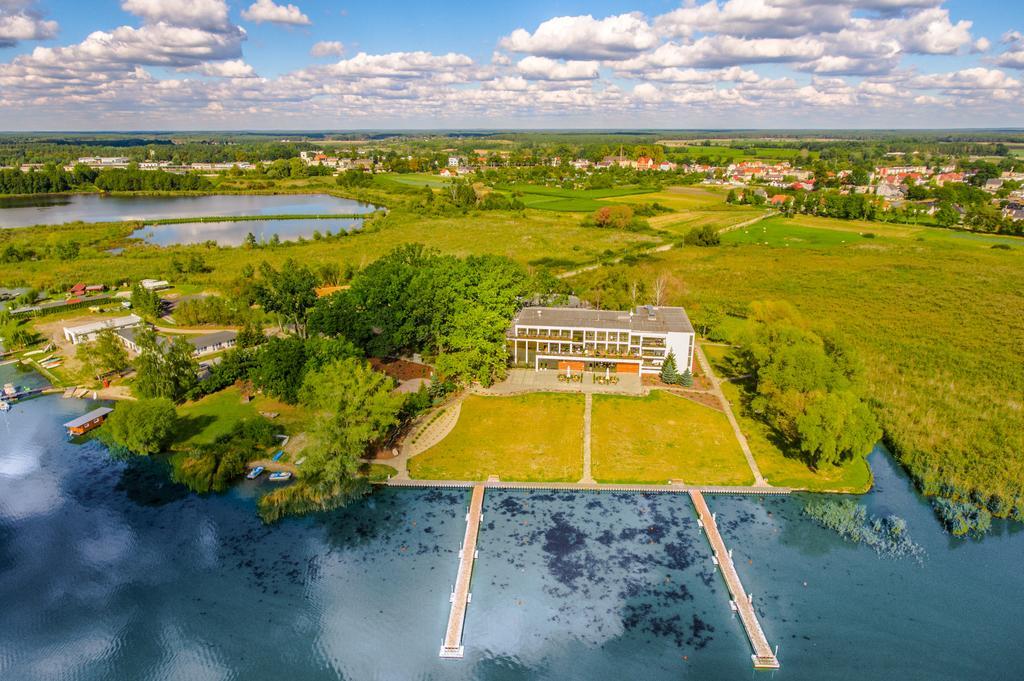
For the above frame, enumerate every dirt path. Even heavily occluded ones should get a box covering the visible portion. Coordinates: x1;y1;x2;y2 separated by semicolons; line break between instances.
694;343;767;487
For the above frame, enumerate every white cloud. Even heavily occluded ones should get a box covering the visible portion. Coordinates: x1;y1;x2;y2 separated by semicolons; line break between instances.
516;56;599;81
121;0;229;30
185;58;256;78
993;31;1024;69
310;40;343;57
242;0;311;26
656;0;852;40
500;13;658;60
0;0;57;47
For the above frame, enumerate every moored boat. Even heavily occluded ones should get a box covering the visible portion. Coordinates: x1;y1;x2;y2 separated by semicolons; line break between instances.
246;466;265;479
268;471;292;482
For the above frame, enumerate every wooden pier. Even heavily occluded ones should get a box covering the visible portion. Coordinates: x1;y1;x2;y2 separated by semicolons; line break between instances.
439;484;485;658
689;490;780;670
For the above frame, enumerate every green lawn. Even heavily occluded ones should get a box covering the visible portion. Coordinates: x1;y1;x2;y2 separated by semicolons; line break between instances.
727;214;1024;250
359;462;398;482
5;204;661;291
174;386;309;448
590;390;754;485
569;228;1024;500
720;380;872;492
493;183;657;211
723;219;880;249
408;393;585;481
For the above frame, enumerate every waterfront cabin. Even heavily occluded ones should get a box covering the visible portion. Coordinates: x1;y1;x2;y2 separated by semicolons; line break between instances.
62;407;113;437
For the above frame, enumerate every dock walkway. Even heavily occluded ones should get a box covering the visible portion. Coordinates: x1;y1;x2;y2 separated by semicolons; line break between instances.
689;490;779;669
439;484;485;658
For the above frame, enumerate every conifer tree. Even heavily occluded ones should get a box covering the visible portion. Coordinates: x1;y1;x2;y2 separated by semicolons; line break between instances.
660;351;680;384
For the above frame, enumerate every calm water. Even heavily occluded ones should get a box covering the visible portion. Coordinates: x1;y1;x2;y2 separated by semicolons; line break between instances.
130;218;366;247
0;194;377;228
1;367;1022;679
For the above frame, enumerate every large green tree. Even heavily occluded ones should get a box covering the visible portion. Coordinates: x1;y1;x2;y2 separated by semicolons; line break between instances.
78;328;129;378
132;327;198;402
739;301;880;468
298;357;405;483
253;259;318;338
101;398;178;455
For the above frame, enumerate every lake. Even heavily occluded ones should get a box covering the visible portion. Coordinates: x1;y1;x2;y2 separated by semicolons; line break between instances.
130;217;367;247
0;193;377;229
1;365;1021;680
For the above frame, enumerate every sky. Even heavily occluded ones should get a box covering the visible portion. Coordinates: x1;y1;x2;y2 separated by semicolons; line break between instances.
0;0;1022;131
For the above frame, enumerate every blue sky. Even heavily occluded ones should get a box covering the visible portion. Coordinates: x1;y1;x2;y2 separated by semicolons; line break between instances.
0;0;1022;130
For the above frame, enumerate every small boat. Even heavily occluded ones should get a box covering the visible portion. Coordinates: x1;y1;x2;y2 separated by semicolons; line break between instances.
0;401;9;412
246;466;265;479
271;450;284;462
268;471;292;482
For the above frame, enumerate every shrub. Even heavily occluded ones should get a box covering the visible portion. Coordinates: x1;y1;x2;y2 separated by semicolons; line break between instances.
684;225;721;247
932;497;992;537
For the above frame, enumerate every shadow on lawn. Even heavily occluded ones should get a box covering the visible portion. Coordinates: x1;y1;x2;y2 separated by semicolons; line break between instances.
171;414;217;444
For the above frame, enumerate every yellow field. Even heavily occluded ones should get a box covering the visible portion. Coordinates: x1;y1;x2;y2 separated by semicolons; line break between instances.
409;393;585;482
590;390;754;485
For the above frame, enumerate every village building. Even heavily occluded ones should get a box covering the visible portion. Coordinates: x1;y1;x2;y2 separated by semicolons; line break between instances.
115;327;237;357
63;314;142;345
507;305;695;376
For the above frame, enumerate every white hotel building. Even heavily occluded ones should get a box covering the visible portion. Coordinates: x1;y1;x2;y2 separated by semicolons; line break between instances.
507;305;695;375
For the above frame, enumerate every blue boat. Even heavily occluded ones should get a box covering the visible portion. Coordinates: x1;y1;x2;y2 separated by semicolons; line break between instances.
271;450;284;462
246;466;265;479
268;471;292;482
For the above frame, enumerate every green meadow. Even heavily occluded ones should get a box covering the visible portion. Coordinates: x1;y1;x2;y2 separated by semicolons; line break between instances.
570;215;1024;501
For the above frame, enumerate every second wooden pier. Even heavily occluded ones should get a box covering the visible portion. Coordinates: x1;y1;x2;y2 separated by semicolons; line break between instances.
439;484;485;658
690;490;780;670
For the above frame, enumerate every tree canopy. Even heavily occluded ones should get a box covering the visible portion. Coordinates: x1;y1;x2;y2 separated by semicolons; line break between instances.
308;244;528;386
738;301;880;468
100;398;177;456
253;259;318;338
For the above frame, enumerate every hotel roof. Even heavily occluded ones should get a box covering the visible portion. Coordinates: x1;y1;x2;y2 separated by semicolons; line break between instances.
511;306;694;335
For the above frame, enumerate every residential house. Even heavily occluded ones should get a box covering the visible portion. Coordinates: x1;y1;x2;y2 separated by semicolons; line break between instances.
635;156;654;171
875;183;906;201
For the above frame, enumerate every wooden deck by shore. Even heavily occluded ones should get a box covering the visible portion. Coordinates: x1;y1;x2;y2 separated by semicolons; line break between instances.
387;478;791;495
689;490;780;670
439;484;485;658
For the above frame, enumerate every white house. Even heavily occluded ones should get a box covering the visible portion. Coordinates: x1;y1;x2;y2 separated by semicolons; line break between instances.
63;314;142;345
507;305;695;375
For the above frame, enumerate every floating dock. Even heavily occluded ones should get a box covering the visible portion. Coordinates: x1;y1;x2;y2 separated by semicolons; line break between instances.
439;484;485;658
689;490;780;670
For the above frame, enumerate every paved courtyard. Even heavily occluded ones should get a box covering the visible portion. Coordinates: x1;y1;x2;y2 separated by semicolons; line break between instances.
479;368;642;395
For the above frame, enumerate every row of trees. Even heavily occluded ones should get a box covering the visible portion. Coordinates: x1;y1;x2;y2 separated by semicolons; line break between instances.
0;166;213;195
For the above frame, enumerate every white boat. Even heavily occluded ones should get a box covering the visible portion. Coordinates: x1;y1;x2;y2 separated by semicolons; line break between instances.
246;466;265;479
0;401;9;412
268;471;292;482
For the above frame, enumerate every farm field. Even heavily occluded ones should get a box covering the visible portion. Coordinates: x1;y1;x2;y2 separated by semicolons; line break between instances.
493;183;657;211
650;207;765;235
657;144;820;161
590;390;754;485
569;219;1024;500
408;393;585;482
737;214;1024;249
